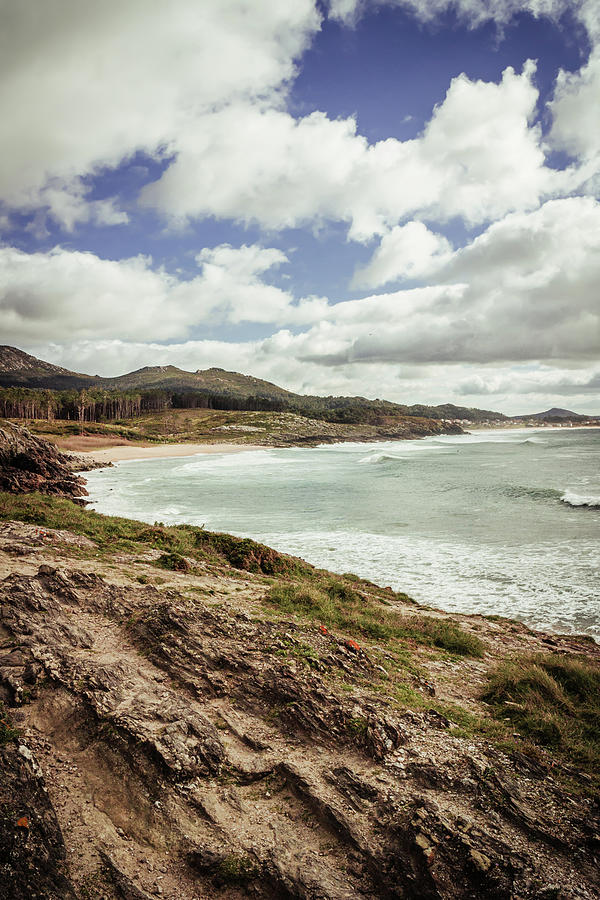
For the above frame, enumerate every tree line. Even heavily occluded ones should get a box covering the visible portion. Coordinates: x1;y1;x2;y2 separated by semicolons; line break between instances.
0;385;491;426
0;386;287;423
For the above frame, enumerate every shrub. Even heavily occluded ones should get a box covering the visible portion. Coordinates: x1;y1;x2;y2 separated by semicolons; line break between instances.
156;551;191;572
216;854;260;885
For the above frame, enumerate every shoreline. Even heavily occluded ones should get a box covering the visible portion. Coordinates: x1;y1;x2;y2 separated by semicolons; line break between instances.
80;425;600;642
68;441;263;465
70;422;600;465
2;425;599;896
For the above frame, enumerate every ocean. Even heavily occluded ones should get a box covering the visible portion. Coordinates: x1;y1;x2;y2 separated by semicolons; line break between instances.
84;427;600;639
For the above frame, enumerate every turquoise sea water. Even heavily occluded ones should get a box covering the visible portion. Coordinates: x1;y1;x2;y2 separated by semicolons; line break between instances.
85;427;600;639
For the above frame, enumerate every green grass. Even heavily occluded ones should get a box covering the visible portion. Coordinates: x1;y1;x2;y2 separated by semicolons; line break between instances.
155;551;192;572
0;702;19;745
482;652;600;770
0;491;309;575
216;854;260;885
263;580;485;657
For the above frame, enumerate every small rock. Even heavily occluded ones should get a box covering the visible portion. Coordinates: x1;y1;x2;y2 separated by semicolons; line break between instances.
470;849;491;873
415;833;430;851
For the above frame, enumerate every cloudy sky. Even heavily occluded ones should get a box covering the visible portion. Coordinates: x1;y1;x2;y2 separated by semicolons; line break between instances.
1;0;599;414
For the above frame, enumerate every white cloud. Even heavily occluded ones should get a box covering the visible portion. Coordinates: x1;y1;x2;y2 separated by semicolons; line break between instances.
0;248;183;343
141;108;370;231
305;197;600;364
0;243;326;345
327;0;585;29
0;0;320;226
0;0;594;241
193;244;329;325
549;49;600;160
142;63;554;237
34;182;130;232
3;196;599;368
352;222;452;288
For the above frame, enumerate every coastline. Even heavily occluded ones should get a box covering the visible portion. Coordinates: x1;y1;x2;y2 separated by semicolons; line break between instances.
1;423;599;896
81;425;600;641
67;423;599;465
67;441;263;465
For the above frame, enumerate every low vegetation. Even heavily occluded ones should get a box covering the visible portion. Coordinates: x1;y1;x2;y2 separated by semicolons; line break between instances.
263;581;485;657
482;652;600;769
0;702;19;745
0;491;310;575
215;854;260;886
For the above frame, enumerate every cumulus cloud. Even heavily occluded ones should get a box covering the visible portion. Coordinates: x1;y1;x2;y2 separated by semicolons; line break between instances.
306;197;600;364
0;243;326;345
0;0;594;239
352;222;452;288
142;62;556;237
3;196;599;368
0;0;320;226
549;49;600;160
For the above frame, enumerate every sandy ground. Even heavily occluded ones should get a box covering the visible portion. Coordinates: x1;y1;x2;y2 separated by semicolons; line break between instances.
67;441;261;464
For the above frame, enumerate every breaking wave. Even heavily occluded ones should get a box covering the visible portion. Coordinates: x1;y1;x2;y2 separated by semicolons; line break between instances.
358;452;405;465
561;490;600;508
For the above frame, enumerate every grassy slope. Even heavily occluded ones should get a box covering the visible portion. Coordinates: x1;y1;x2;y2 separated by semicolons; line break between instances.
3;408;449;448
1;489;598;785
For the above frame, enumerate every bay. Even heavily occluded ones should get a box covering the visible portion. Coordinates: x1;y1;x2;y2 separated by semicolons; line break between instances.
85;427;600;639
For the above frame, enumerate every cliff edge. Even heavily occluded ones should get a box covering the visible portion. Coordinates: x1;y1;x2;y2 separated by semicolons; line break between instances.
0;429;598;899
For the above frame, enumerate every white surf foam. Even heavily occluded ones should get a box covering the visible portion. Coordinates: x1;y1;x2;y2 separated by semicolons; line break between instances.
561;490;600;508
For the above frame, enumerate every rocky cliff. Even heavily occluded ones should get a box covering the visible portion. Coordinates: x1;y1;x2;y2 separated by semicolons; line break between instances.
0;422;88;500
0;430;599;899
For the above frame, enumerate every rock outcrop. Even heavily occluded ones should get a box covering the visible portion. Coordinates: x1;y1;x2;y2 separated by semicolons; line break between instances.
0;427;598;899
0;422;88;500
0;539;598;899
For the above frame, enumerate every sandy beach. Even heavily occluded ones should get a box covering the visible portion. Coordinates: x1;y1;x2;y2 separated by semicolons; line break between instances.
68;441;261;465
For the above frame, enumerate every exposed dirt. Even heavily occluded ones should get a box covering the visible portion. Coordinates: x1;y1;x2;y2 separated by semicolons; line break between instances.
44;435;151;452
1;519;599;900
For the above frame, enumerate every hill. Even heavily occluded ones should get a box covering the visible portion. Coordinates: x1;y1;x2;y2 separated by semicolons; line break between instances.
0;345;94;389
515;408;592;423
0;346;505;424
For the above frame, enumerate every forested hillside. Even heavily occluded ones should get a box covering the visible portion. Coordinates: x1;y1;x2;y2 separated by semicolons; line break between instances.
0;346;506;425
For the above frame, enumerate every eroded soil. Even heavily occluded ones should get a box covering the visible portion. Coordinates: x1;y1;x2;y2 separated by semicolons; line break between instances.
1;520;599;900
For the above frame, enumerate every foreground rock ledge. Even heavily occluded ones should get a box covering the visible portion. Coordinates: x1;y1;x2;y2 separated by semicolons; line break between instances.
0;422;89;500
0;519;598;900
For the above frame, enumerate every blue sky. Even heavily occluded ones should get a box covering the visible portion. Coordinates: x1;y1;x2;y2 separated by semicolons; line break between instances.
0;0;599;413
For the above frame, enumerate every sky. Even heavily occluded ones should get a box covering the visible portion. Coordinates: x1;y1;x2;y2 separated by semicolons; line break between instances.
0;0;599;415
